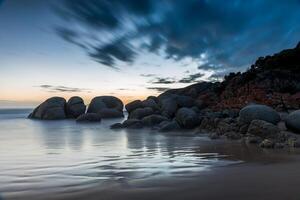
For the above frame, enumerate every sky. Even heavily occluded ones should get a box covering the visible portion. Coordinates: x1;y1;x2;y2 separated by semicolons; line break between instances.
1;0;300;107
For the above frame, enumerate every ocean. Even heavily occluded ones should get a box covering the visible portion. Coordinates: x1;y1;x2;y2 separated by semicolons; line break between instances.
0;108;240;199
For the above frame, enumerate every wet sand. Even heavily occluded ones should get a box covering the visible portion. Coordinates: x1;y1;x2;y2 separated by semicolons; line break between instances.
41;160;300;200
43;143;300;200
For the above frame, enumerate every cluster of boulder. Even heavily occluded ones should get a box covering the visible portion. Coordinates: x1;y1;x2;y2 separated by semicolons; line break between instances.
110;94;201;131
28;96;124;122
196;104;300;149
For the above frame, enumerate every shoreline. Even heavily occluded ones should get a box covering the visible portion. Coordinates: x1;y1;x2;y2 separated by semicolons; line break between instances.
38;154;300;200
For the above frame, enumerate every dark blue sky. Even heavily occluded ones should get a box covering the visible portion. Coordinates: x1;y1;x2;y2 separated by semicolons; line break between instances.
1;0;300;105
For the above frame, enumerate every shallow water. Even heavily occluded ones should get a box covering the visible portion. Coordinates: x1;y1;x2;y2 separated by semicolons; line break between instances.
0;109;241;199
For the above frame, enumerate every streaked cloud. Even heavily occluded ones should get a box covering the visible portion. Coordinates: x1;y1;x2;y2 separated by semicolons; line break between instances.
36;85;92;93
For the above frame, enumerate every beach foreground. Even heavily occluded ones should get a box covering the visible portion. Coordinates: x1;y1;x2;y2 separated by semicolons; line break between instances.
40;156;300;200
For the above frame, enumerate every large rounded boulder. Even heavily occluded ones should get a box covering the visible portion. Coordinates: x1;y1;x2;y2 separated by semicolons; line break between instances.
66;96;86;118
87;96;123;113
239;104;280;124
129;107;153;120
76;113;101;123
28;97;66;120
141;114;168;126
175;107;200;129
98;108;124;118
125;100;143;113
285;110;300;133
160;98;178;118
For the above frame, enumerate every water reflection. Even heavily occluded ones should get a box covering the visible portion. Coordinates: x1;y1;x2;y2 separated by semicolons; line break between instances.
0;110;264;199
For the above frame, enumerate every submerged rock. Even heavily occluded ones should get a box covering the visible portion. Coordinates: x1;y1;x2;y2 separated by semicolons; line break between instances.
239;104;280;124
76;113;101;123
87;96;123;113
28;97;66;120
66;96;86;118
285;110;300;133
175;107;200;129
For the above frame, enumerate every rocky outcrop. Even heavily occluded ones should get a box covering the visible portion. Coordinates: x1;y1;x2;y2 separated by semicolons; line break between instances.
87;96;123;113
285;110;300;133
76;113;102;123
239;104;281;124
66;96;86;118
28;97;67;120
246;120;280;139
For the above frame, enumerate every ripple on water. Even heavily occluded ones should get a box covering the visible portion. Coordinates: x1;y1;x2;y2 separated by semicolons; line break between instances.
0;111;240;199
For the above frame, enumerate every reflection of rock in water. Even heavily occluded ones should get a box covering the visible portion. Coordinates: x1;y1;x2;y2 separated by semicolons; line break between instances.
36;120;84;151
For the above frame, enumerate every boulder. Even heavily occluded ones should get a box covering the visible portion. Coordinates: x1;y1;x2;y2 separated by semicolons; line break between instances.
142;99;159;111
122;119;143;129
259;139;275;148
175;107;200;129
76;113;102;123
175;95;194;108
28;97;66;120
239;104;280;124
141;114;168;126
160;98;178;118
285;110;300;133
66;96;86;118
98;108;124;118
129;107;153;120
147;96;159;103
247;120;280;139
158;120;180;132
125;100;143;113
87;96;123;113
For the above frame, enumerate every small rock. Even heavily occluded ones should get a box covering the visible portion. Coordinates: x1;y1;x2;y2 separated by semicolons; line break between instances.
245;135;261;144
225;131;242;140
209;132;220;139
274;143;285;149
259;139;274;148
110;123;123;129
247;120;280;139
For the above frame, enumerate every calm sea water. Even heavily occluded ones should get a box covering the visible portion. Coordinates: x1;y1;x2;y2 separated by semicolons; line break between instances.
0;109;239;199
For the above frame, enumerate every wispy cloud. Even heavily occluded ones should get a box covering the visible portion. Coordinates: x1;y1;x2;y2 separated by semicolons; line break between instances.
55;0;300;72
140;73;157;77
36;85;92;93
146;87;171;92
149;77;176;84
178;73;205;83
